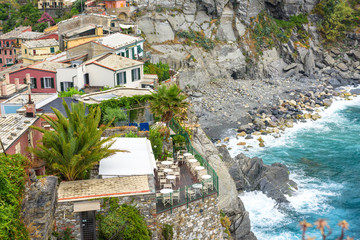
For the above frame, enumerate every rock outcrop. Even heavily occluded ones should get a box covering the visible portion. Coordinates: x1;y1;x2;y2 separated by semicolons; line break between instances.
192;127;257;240
21;172;58;240
218;148;297;203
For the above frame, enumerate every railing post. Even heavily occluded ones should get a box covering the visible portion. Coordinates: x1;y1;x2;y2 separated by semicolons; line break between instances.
186;186;189;208
170;192;172;214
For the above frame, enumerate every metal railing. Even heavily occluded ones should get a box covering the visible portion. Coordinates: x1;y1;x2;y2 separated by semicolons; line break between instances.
155;119;219;213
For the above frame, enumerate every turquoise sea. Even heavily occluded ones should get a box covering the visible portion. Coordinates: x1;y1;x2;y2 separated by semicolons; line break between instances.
229;95;360;239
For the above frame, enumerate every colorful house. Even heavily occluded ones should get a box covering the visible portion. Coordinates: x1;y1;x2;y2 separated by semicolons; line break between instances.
21;39;59;64
8;61;70;93
67;33;144;61
84;53;145;88
0;26;32;70
0;111;44;174
38;0;64;9
104;0;130;20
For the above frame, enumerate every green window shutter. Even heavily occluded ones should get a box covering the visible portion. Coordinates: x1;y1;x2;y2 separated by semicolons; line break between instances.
132;48;135;59
51;78;54;88
131;69;134;82
0;59;2;63
50;47;54;53
123;72;126;84
60;82;64;91
126;49;129;58
137;68;140;80
121;52;125;57
33;78;37;89
41;78;44;88
116;73;120;85
70;82;74;88
25;49;27;54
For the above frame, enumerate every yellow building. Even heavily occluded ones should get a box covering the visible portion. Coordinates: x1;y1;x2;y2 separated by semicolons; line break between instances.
21;39;59;64
63;25;104;50
44;25;58;33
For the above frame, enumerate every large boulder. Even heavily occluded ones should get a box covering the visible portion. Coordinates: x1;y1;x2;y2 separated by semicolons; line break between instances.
265;0;319;19
226;152;297;203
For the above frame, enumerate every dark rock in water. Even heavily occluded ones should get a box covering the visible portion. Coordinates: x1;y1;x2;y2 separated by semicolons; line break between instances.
223;152;297;204
245;135;253;139
350;89;360;95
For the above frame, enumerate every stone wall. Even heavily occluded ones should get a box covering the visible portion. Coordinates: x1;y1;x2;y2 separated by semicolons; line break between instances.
156;194;224;240
55;191;157;239
21;175;58;240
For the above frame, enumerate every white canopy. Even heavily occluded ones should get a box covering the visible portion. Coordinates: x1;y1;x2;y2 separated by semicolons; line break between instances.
99;137;157;178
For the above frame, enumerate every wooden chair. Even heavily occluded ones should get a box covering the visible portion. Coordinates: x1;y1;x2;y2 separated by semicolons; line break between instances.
205;179;214;190
158;172;165;179
186;188;195;200
160;179;166;188
174;171;180;181
173;190;180;202
198;169;207;178
162;193;172;206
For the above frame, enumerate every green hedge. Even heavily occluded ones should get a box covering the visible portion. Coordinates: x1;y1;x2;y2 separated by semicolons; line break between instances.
0;154;30;240
98;202;151;240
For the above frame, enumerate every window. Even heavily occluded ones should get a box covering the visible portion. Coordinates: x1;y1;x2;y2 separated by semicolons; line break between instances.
50;47;55;53
131;68;141;82
126;49;129;58
111;22;115;27
0;59;2;64
6;58;12;64
15;142;21;154
4;50;7;55
121;52;125;57
14;49;16;54
25;49;27;54
31;77;37;89
60;82;73;91
41;77;54;88
9;50;12;55
116;71;126;85
6;41;9;47
33;50;36;55
0;49;1;54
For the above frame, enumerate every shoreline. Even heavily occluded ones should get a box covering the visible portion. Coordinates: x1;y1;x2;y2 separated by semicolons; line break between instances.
212;84;360;153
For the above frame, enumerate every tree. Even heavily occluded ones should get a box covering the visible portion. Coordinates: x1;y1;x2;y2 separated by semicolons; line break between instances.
149;84;188;125
38;12;55;26
103;108;127;127
72;0;85;13
29;100;118;181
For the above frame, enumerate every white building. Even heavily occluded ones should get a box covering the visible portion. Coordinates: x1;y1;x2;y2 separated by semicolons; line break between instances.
84;53;145;88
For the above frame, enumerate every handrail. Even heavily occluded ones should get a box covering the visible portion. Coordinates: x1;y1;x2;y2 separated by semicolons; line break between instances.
169;118;219;194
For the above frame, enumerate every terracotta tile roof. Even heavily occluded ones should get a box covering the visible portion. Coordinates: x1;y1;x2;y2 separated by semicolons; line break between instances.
58;175;151;202
86;53;143;71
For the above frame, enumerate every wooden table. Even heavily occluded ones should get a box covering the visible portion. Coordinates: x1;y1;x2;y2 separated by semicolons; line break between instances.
201;174;212;180
160;189;173;194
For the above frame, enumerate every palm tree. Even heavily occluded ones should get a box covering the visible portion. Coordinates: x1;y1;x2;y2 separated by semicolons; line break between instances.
29;100;117;181
149;84;188;125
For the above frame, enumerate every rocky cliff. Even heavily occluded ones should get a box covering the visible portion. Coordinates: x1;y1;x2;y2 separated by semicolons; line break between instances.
21;171;58;240
192;127;256;239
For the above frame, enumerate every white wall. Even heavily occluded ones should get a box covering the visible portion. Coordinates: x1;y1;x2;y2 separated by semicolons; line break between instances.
85;64;144;88
114;41;144;59
56;66;85;91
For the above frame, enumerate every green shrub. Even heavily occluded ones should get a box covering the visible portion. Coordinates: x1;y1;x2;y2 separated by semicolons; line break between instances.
315;0;356;42
161;224;174;240
124;132;139;138
176;30;215;50
99;203;150;240
58;87;85;97
149;128;163;160
144;61;170;82
172;135;185;144
0;154;30;240
103;108;127;126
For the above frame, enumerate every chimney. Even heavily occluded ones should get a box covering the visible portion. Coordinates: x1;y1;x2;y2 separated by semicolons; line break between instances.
25;82;36;118
5;73;10;84
0;81;7;96
15;78;19;91
95;25;103;37
25;73;31;86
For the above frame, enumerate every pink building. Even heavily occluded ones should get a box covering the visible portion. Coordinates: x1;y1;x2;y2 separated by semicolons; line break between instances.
8;61;70;93
105;0;128;8
0;26;32;70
